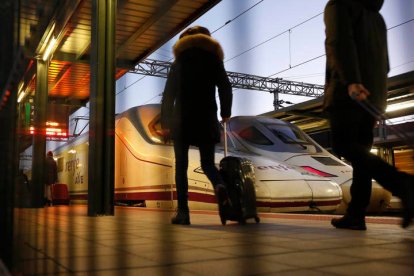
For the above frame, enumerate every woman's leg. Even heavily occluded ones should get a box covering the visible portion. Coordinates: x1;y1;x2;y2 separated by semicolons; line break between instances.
173;140;190;213
198;143;223;188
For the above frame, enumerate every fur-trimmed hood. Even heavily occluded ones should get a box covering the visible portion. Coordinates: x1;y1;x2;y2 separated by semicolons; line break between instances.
173;34;224;60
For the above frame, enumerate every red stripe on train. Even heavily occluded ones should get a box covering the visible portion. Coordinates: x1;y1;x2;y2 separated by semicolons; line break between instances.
70;191;341;208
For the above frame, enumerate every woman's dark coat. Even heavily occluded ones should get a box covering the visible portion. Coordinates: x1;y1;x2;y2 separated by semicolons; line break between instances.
324;0;389;112
161;33;232;146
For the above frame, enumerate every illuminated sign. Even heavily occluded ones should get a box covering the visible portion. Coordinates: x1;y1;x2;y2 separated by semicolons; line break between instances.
29;121;68;138
25;102;69;139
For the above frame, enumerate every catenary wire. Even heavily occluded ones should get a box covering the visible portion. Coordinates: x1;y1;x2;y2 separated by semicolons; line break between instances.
387;18;414;30
142;92;163;105
116;75;147;96
225;12;323;63
117;14;413;97
267;18;414;78
211;0;265;34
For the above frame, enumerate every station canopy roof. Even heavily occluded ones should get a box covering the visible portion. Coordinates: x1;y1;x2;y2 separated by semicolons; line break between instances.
262;70;414;134
13;0;221;105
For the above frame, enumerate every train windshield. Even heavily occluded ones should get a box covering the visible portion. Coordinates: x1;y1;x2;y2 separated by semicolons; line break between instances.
264;123;310;146
230;117;323;154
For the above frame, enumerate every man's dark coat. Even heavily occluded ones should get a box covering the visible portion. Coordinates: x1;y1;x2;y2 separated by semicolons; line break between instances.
324;0;389;112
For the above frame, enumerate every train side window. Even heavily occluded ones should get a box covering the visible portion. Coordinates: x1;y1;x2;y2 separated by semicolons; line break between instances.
238;126;273;145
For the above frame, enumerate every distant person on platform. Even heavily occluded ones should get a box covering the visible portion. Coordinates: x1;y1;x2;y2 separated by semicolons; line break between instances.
45;151;58;206
161;25;233;225
324;0;414;230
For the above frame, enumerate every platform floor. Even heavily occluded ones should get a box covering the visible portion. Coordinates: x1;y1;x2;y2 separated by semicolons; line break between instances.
11;206;414;275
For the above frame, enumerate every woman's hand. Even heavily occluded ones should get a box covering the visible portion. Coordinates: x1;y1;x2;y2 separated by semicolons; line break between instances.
161;129;171;144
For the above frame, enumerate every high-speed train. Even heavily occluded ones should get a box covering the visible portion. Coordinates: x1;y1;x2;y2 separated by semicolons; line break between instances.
53;104;390;213
226;115;392;213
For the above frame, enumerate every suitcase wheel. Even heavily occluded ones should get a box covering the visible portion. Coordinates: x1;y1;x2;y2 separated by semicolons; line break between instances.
221;217;227;226
255;216;260;223
238;218;246;225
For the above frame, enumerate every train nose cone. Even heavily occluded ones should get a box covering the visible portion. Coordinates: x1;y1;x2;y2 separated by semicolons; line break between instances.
306;180;343;212
255;179;342;213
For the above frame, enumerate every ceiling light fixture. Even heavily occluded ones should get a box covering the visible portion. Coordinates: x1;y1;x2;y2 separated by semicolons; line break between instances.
17;89;26;103
386;100;414;113
42;36;57;61
17;82;26;103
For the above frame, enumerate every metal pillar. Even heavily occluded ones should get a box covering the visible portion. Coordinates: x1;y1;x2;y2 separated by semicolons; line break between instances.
378;147;395;166
378;120;387;141
0;87;18;271
31;59;49;208
273;90;280;110
0;0;17;269
88;0;116;216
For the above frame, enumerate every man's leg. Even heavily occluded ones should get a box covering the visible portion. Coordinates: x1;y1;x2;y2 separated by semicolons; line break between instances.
347;161;372;218
329;107;373;229
330;107;414;228
347;113;375;218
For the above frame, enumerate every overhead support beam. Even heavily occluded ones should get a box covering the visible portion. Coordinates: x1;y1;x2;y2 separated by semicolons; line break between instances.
53;51;136;69
3;0;82;106
284;110;328;120
88;0;116;216
226;71;324;97
131;59;325;97
34;0;82;60
53;52;89;64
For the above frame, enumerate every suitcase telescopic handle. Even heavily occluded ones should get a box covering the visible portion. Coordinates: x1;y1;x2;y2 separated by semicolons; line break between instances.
223;121;228;157
351;94;414;150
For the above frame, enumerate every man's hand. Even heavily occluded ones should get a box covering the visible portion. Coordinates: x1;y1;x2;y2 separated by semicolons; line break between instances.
221;117;230;123
348;83;370;101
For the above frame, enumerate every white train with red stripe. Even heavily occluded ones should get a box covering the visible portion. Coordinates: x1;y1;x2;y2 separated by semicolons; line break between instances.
53;104;390;213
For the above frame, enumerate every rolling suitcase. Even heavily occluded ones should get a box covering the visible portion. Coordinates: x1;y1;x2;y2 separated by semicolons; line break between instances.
218;122;260;225
50;183;70;205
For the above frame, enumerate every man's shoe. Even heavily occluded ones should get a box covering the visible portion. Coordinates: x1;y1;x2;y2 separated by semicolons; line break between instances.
400;174;414;228
171;210;190;225
331;214;366;230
